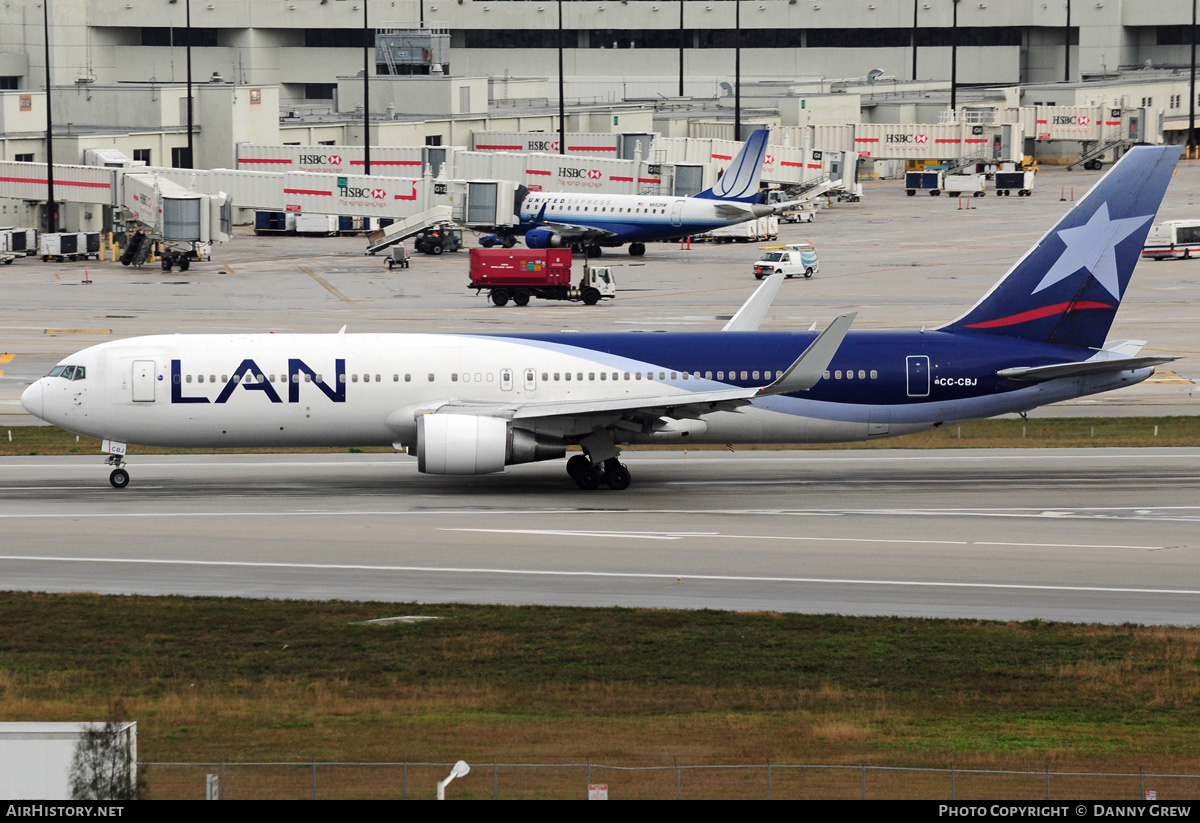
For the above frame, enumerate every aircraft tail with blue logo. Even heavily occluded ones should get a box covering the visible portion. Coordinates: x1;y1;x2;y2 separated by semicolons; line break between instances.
944;145;1180;350
694;128;770;204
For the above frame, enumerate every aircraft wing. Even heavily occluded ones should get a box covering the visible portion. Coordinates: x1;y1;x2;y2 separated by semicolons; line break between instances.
536;220;619;242
423;314;855;433
713;202;760;221
997;355;1178;382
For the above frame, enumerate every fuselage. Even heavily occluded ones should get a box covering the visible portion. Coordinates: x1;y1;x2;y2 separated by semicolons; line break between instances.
22;330;1150;451
515;191;763;244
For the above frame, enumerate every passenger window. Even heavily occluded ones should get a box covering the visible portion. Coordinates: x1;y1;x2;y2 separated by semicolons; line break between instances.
172;373;180;384
752;371;760;380
717;371;724;380
740;371;748;380
870;370;878;379
428;373;435;382
350;374;357;383
451;373;458;382
405;374;412;382
554;372;561;381
705;371;712;379
858;370;866;380
823;371;830;380
600;372;607;380
376;374;381;382
232;375;240;383
542;373;549;381
186;375;193;383
624;373;630;380
577;372;583;381
589;372;595;381
304;374;311;383
835;370;842;379
636;372;642;380
565;373;571;381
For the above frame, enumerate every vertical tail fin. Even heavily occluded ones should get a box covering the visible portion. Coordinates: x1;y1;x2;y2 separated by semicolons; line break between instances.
694;128;770;204
944;145;1180;349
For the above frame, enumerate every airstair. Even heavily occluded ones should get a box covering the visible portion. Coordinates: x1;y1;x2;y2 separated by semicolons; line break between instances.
1067;138;1132;171
365;205;453;255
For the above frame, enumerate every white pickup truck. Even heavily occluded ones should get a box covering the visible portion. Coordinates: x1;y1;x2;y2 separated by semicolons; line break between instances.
752;242;819;280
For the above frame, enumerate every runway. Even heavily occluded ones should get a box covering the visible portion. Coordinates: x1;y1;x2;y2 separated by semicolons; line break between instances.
1;448;1197;625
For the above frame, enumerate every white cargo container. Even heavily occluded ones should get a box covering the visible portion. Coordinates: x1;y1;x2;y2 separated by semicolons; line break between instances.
944;173;986;197
0;722;137;800
39;232;101;261
0;227;38;255
295;213;340;235
705;215;778;242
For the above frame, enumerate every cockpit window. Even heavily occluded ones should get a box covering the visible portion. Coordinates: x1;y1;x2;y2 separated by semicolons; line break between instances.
60;366;76;380
72;366;85;380
48;366;66;377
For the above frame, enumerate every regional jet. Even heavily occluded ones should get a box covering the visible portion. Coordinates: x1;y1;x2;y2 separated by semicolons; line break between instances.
22;145;1181;491
480;128;778;256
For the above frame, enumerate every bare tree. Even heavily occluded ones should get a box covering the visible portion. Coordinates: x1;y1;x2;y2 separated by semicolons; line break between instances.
69;707;144;801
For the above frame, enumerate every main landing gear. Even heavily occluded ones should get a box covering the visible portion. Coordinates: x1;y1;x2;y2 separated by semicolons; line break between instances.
566;454;632;491
105;454;130;489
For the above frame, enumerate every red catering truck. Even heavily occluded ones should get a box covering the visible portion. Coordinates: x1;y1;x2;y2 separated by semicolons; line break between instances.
468;248;616;307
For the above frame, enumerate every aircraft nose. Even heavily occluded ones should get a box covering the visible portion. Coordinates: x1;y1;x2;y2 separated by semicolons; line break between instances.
20;380;44;420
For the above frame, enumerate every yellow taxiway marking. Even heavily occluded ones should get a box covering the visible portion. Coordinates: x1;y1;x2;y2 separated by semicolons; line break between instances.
44;329;111;335
1147;370;1194;384
223;264;235;275
302;267;353;303
0;354;14;364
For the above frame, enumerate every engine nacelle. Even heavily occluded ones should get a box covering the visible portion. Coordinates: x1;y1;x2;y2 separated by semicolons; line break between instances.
416;415;566;475
524;227;565;249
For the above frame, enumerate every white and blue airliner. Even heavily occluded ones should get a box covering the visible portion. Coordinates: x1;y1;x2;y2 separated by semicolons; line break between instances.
483;128;777;257
22;145;1181;491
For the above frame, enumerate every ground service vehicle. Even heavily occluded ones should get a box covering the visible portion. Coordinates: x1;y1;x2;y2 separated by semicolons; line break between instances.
995;170;1035;197
1142;220;1200;260
40;232;101;262
905;170;945;196
414;225;462;255
753;242;819;280
781;203;817;223
385;244;410;269
469;248;616;306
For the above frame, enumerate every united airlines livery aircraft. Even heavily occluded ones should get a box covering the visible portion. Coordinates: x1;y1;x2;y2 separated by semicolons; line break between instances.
487;128;777;256
22;145;1181;491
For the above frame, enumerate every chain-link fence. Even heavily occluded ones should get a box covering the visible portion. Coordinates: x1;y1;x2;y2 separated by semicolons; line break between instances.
139;761;1200;800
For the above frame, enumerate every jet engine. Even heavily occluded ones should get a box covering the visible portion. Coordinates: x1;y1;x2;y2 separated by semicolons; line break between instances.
416;414;565;475
523;227;566;249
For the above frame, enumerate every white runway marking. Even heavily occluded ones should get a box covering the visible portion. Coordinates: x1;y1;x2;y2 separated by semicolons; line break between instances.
0;554;1196;597
443;528;1163;551
444;529;720;541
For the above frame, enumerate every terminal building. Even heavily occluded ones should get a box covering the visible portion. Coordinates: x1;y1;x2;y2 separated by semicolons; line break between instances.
0;0;1198;231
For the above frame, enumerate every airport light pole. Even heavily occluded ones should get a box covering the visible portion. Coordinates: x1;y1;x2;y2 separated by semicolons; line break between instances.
679;0;685;98
911;0;918;80
363;0;371;175
43;0;57;234
1064;0;1071;83
950;0;959;115
185;0;193;168
734;0;741;140
558;0;565;155
1190;0;1197;156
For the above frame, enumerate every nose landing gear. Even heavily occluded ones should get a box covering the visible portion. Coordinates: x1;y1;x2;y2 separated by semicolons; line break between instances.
106;454;130;489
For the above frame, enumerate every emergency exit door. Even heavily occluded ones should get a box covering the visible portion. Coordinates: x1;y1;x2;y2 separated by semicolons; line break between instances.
906;355;930;398
132;360;156;402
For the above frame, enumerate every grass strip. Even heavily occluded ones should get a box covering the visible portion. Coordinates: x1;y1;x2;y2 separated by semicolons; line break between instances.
2;591;1199;792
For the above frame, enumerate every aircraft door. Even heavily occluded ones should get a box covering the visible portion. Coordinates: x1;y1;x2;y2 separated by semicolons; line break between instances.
501;368;513;391
670;200;684;227
906;355;930;398
132;359;157;402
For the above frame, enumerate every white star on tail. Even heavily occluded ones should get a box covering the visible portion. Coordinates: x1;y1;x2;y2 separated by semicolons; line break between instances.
1033;203;1152;300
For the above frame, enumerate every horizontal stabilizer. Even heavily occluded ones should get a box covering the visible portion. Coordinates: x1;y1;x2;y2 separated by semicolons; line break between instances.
722;273;785;332
997;355;1178;382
